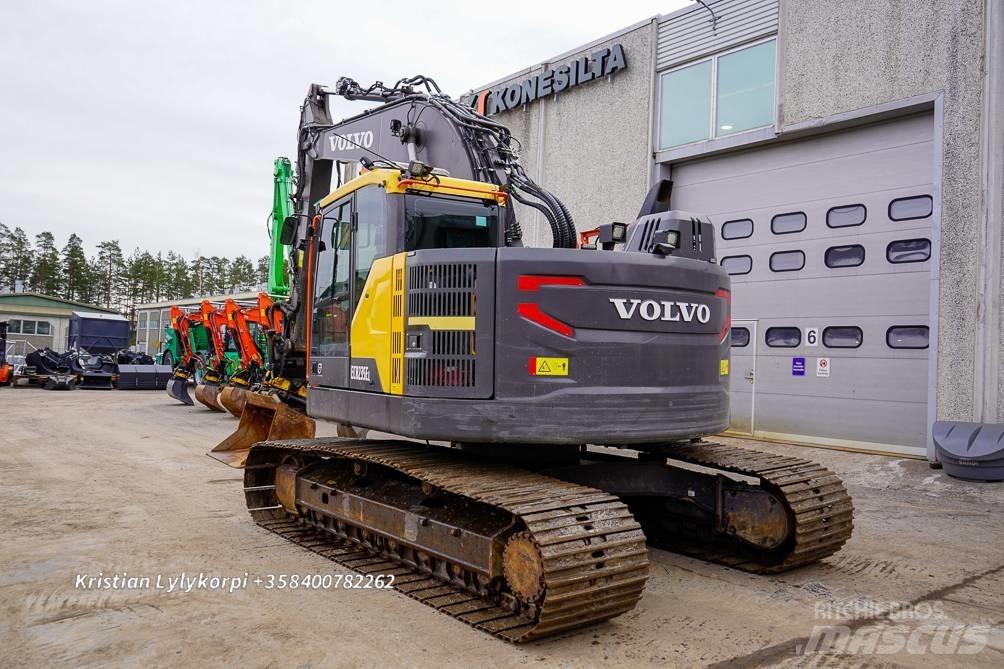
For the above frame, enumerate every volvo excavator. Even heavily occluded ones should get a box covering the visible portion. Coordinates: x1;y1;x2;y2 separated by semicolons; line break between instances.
209;75;854;642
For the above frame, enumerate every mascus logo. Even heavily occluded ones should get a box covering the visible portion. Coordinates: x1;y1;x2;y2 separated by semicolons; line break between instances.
609;298;711;324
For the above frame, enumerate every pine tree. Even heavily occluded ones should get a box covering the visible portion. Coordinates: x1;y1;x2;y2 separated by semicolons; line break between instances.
165;251;193;300
29;232;62;296
95;240;125;309
256;255;270;287
0;224;34;292
229;255;258;291
190;256;208;296
61;233;93;302
207;256;231;294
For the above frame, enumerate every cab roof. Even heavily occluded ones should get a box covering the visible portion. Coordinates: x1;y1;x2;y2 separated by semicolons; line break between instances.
317;168;507;209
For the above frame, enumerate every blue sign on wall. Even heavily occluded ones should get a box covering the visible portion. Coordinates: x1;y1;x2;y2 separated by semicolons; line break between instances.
792;357;806;376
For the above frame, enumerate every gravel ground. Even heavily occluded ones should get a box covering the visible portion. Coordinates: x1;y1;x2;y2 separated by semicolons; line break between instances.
1;389;1002;668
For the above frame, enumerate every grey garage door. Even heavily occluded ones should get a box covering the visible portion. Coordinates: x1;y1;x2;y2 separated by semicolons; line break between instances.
670;113;935;457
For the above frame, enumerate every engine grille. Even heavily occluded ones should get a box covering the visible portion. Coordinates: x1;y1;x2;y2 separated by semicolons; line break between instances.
406;262;480;393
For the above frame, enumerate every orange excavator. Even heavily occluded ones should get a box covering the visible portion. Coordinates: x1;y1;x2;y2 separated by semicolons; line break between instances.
165;306;209;405
193;300;233;412
217;293;284;417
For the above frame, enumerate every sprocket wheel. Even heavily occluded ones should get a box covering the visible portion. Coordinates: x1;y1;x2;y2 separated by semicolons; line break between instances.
502;531;545;605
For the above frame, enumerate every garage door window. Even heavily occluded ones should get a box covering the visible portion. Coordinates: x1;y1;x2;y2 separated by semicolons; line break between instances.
730;327;750;347
889;195;933;221
769;250;805;272
887;239;931;264
771;212;806;235
720;255;752;275
827;204;866;228
825;244;866;268
887;326;929;349
721;219;753;240
823;326;863;348
766;327;801;347
659;39;776;149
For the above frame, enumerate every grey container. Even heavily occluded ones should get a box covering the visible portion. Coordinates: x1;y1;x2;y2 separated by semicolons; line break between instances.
932;421;1004;481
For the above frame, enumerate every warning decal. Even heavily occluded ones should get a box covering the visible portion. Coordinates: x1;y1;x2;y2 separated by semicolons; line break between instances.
529;357;569;377
816;357;830;377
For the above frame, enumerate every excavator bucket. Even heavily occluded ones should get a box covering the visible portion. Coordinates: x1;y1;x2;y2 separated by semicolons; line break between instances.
207;392;316;468
195;381;226;412
218;385;250;418
166;375;194;405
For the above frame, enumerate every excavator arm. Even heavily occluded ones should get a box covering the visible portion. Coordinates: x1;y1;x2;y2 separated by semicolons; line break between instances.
215;296;283;418
269;158;294;297
192;301;234;412
165;306;205;405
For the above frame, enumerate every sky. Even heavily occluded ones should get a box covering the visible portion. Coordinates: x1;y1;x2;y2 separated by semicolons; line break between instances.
0;0;689;260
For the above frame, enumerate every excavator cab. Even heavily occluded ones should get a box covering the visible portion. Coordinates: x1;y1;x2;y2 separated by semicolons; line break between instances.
209;169;505;466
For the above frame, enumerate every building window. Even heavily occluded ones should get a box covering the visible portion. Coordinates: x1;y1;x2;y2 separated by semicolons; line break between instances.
823;326;863;348
827;204;866;228
766;326;801;348
7;319;51;335
889;195;933;221
825;244;866;268
659;60;713;148
771;212;806;235
887;325;929;349
716;40;777;137
770;250;805;272
887;239;931;264
720;255;752;275
721;219;753;240
659;39;776;149
730;327;750;347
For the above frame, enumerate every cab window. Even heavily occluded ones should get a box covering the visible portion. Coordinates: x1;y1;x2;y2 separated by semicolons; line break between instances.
312;201;352;357
354;185;391;310
404;192;499;251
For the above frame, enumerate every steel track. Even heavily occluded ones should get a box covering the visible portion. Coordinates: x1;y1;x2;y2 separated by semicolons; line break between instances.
661;442;855;572
244;439;651;642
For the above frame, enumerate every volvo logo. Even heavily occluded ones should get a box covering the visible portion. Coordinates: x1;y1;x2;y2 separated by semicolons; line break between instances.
328;131;374;153
609;298;711;323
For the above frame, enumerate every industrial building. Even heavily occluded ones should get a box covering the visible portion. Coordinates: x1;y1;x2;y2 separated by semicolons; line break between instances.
0;292;119;355
464;0;1003;459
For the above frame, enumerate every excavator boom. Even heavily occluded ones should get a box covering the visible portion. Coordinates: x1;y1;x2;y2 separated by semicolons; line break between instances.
165;306;204;405
194;301;231;412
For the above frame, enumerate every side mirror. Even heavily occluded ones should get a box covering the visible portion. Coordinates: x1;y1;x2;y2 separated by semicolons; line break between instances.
279;216;298;246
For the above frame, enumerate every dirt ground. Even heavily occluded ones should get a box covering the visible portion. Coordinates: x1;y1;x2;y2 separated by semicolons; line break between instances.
1;389;1002;668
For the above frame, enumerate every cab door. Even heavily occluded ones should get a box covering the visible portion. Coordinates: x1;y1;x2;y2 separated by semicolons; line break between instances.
310;198;352;388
